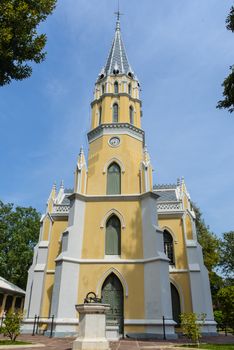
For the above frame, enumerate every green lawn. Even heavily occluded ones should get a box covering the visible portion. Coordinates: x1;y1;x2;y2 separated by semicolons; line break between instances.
180;344;234;350
0;340;31;345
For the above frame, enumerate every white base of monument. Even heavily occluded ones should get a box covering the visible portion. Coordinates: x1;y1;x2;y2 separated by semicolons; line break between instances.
72;303;110;350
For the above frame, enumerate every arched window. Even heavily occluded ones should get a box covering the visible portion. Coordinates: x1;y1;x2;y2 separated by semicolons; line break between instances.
163;230;174;265
99;106;102;125
107;162;121;194
128;83;132;95
114;81;119;94
129;106;134;125
105;216;121;255
113;103;119;123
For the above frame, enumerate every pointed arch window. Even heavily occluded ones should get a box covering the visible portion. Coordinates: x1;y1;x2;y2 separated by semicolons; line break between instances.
99;106;102;125
163;230;174;265
113;103;119;123
105;216;121;255
128;83;132;96
114;81;119;94
102;84;105;94
107;162;121;194
129;106;134;125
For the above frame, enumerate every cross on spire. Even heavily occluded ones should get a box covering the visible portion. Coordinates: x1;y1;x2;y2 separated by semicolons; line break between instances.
114;0;123;30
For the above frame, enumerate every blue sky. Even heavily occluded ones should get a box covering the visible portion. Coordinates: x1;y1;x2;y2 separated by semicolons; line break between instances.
1;0;233;236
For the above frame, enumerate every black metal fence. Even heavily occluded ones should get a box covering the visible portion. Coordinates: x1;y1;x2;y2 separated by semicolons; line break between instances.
32;315;55;338
216;323;234;336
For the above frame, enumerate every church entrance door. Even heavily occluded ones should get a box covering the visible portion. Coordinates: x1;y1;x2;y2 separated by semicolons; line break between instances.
102;273;124;335
170;283;181;326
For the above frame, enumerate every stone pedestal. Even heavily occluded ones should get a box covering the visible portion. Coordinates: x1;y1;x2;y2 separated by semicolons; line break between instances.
73;303;110;350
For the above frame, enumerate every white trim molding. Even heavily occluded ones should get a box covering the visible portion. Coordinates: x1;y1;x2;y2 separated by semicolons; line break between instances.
160;226;178;244
96;267;129;297
103;157;125;174
100;208;126;229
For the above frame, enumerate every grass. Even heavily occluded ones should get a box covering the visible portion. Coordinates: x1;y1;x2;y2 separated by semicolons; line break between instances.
179;345;234;350
0;340;32;345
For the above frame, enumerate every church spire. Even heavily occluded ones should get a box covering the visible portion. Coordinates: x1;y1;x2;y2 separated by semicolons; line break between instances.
98;10;136;80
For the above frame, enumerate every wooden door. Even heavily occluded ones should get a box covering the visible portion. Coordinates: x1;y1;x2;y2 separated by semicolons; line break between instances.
102;273;124;334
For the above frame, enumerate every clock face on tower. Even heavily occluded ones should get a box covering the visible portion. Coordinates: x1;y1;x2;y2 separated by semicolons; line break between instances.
109;136;120;147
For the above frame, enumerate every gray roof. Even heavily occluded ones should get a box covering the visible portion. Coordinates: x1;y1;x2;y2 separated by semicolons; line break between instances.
154;190;177;202
0;276;25;295
101;20;135;78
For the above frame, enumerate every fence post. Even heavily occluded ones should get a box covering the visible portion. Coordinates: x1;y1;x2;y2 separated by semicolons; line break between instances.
163;316;166;340
32;315;37;336
50;315;54;338
36;315;40;335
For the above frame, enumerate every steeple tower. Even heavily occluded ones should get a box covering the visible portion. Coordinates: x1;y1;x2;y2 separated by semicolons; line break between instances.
87;16;147;195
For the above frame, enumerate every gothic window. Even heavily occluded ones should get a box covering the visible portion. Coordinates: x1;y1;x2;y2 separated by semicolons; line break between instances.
114;81;119;94
99;106;102;125
113;103;119;123
102;84;105;94
129;106;134;125
163;230;174;265
107;162;121;194
128;83;132;95
105;215;121;255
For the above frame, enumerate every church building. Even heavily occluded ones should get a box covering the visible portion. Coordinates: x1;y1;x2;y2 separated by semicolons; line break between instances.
23;15;216;338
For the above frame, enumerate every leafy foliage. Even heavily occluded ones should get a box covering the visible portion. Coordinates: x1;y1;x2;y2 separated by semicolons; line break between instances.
0;200;40;289
226;6;234;32
217;67;234;113
0;0;57;86
217;6;234;113
192;204;219;272
214;310;224;327
0;311;23;341
216;286;234;330
219;231;234;278
180;312;206;344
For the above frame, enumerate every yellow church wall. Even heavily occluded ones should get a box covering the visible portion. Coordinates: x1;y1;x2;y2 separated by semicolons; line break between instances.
47;220;68;270
78;263;145;320
158;217;188;269
185;214;193;240
82;201;144;260
87;135;142;195
170;273;193;313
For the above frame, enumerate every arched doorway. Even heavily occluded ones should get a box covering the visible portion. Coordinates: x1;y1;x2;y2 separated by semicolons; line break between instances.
170;283;181;326
102;273;124;334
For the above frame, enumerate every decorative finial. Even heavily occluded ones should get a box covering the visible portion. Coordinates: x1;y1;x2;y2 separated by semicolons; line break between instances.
114;0;123;30
60;180;64;189
79;146;84;155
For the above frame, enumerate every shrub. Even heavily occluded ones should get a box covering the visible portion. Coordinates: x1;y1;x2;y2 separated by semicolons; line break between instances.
0;311;23;341
180;312;206;344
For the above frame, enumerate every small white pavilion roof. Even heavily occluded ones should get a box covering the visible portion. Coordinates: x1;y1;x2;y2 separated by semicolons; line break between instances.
0;276;25;295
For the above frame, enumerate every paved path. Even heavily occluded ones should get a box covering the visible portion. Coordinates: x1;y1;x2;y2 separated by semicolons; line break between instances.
0;334;233;350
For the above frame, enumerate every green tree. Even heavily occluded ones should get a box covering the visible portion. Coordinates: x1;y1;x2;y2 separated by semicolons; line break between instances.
219;231;234;278
0;0;57;86
0;200;40;289
217;286;234;330
217;6;234;113
192;204;220;272
192;204;221;305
